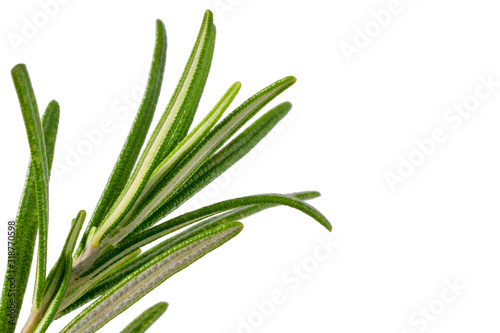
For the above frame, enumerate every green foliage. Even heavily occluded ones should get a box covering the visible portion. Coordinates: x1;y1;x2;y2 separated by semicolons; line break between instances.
0;9;330;333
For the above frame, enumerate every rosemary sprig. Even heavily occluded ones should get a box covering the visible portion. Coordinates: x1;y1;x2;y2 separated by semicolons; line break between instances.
1;9;331;333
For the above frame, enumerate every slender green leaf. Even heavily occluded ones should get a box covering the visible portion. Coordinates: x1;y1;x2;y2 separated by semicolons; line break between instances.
156;26;217;161
91;10;215;248
0;101;59;332
130;193;329;251
61;223;242;333
56;192;319;316
11;64;50;306
75;19;168;259
199;191;321;226
120;302;168;333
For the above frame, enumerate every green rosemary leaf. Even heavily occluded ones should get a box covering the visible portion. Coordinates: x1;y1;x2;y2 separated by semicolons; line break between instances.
0;101;59;333
119;302;168;333
132;193;330;250
75;19;168;259
178;196;331;246
140;101;292;230
11;64;50;307
32;254;72;333
61;223;242;333
150;10;215;164
91;10;215;248
157;25;217;161
112;77;296;244
198;191;322;226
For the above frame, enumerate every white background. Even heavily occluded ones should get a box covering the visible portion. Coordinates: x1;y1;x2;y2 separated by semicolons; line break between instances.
1;0;500;332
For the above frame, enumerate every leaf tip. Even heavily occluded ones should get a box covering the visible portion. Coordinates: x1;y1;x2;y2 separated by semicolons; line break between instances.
310;191;321;198
48;99;60;109
285;75;297;85
77;210;87;220
274;76;297;92
156;302;168;312
278;101;293;112
204;9;214;20
11;63;27;74
325;221;333;232
155;19;166;31
226;221;244;235
231;81;242;93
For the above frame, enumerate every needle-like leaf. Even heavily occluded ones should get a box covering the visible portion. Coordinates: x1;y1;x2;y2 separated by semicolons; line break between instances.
75;19;167;259
111;193;330;268
92;10;216;248
119;302;168;333
11;64;50;307
152;10;216;163
158;26;217;160
61;223;242;333
199;191;321;226
0;101;59;333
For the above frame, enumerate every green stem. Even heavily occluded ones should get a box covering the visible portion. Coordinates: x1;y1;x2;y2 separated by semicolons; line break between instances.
20;306;46;333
